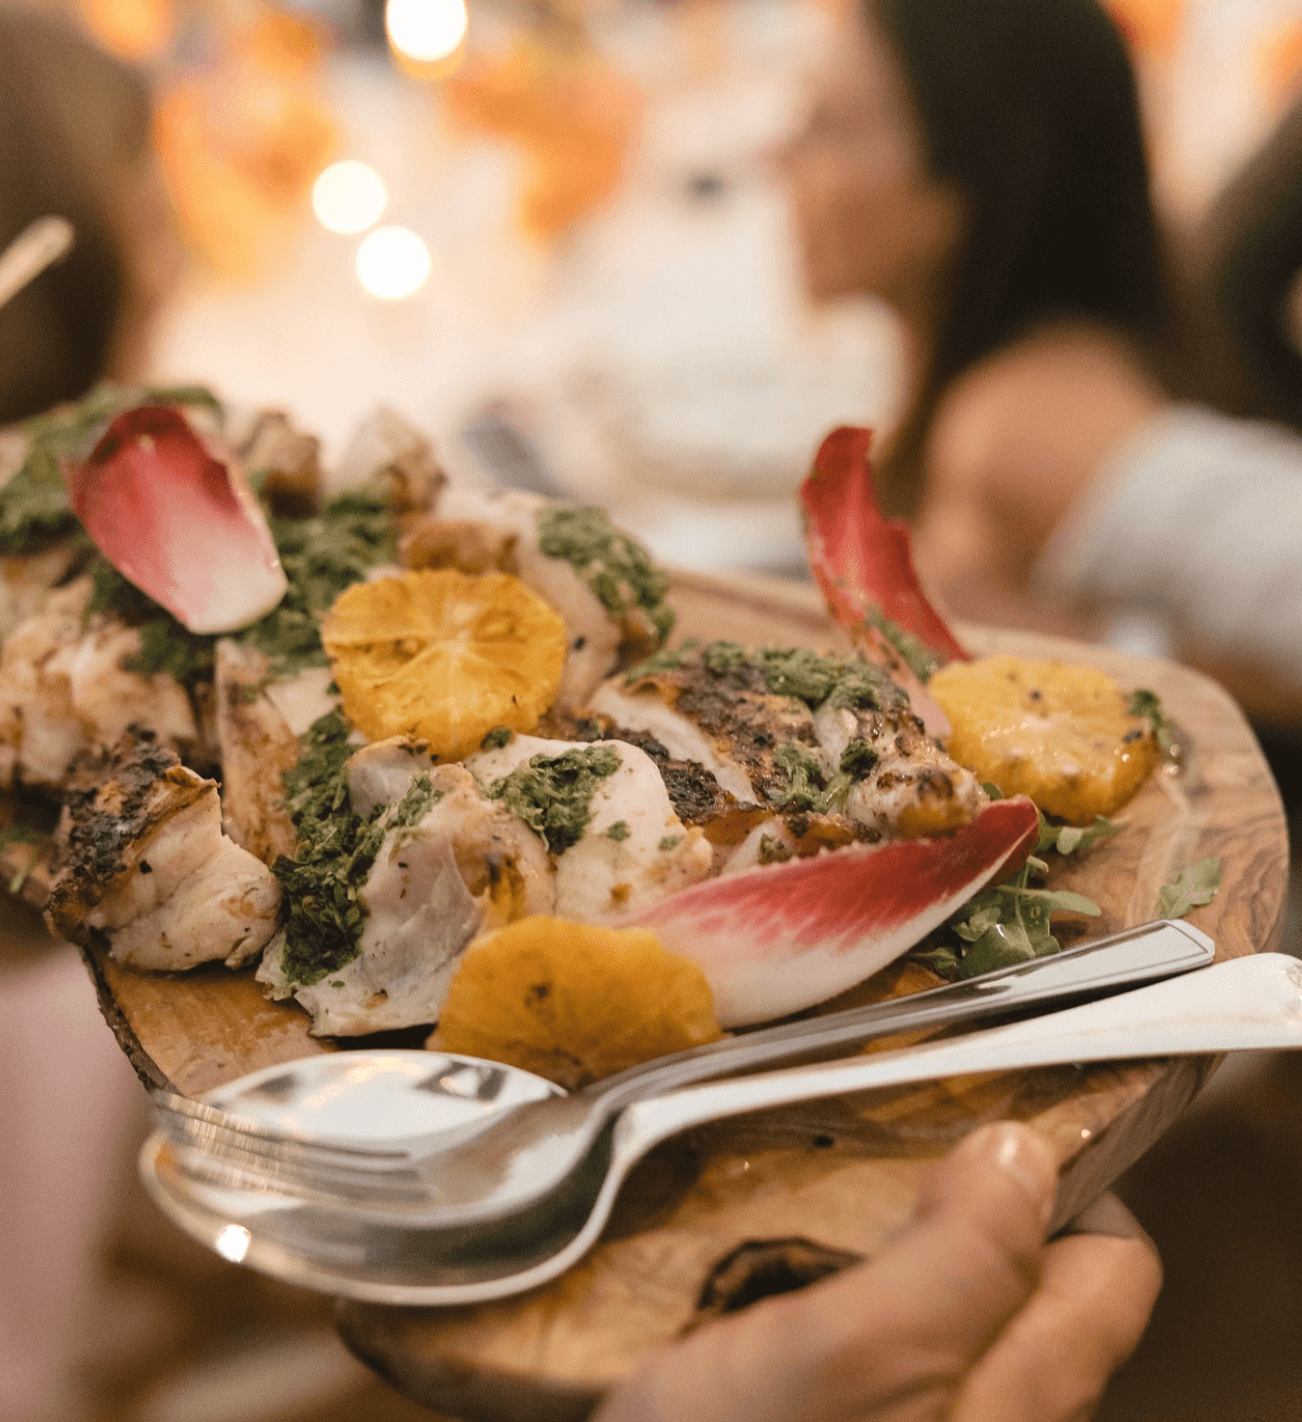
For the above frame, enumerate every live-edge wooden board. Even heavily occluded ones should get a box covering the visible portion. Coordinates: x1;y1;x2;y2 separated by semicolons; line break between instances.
73;569;1287;1422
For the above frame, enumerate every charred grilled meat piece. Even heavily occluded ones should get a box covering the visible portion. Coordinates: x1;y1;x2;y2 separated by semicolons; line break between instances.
46;729;280;970
331;407;446;526
589;642;982;841
228;409;322;520
812;697;981;836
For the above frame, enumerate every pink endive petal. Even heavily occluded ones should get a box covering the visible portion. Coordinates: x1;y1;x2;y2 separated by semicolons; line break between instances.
65;405;287;635
801;426;968;663
628;797;1039;1026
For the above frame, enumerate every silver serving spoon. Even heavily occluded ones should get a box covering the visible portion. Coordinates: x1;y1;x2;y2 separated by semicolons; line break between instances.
141;951;1302;1306
0;216;74;312
153;920;1211;1214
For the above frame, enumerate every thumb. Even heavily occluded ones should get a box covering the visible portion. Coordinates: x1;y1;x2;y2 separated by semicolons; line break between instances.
596;1122;1057;1422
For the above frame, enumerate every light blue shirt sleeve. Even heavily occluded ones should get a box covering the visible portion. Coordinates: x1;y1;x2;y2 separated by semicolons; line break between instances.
1033;404;1302;683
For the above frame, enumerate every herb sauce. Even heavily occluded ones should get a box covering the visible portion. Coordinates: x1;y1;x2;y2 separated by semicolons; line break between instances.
627;640;908;714
273;710;442;986
489;745;621;855
536;507;675;642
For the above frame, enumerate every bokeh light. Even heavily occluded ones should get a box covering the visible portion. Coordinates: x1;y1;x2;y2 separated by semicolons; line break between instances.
214;1224;251;1263
312;160;388;234
385;0;468;63
356;227;432;299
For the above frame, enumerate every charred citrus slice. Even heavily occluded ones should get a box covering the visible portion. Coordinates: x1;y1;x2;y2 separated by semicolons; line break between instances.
321;569;566;760
929;655;1160;824
432;915;723;1088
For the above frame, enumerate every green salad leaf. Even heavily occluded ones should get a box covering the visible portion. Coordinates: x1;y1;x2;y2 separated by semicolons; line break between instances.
1158;857;1221;918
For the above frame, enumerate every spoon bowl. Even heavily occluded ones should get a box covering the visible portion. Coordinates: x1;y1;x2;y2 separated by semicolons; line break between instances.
142;951;1302;1306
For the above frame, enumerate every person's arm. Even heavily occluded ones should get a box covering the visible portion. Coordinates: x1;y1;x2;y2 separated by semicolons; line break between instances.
1034;404;1302;701
1204;94;1302;429
594;1123;1160;1422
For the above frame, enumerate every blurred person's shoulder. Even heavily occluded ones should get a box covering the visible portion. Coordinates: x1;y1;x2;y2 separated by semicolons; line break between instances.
923;320;1165;567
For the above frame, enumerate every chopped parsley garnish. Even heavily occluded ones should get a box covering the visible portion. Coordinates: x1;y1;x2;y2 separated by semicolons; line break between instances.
85;557;217;682
272;709;441;987
627;640;908;713
536;507;675;642
481;726;513;751
489;745;621;855
605;820;631;841
243;490;395;675
625;642;697;677
658;834;682;851
757;833;793;865
860;608;945;682
771;744;837;813
839;738;879;779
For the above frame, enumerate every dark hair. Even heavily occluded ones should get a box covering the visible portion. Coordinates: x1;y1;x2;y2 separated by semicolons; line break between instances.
867;0;1168;511
0;12;152;426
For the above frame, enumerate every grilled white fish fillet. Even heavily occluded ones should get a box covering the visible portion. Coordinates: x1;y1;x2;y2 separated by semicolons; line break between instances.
0;578;198;791
466;733;712;922
46;730;281;970
590;649;982;841
258;762;554;1034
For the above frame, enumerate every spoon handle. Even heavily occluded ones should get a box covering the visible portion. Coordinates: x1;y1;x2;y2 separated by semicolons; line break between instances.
622;952;1302;1153
591;919;1213;1110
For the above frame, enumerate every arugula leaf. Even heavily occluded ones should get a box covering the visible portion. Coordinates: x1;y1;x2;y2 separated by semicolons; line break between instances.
1128;688;1177;755
947;856;1102;978
1159;857;1221;918
1037;814;1123;857
909;942;963;977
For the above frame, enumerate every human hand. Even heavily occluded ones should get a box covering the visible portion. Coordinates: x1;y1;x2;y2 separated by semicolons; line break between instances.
593;1122;1160;1422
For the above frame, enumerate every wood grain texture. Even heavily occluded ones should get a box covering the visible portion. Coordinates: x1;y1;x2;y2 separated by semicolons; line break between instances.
335;573;1288;1422
54;568;1288;1419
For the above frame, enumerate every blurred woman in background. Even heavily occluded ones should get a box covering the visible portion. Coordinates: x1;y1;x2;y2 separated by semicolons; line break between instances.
783;0;1302;723
0;7;178;425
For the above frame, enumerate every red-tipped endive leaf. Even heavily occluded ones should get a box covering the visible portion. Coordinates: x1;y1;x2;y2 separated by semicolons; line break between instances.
628;797;1039;1027
801;426;968;663
64;405;287;634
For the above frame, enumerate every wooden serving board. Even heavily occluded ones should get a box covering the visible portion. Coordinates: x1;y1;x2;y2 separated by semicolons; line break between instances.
72;570;1287;1422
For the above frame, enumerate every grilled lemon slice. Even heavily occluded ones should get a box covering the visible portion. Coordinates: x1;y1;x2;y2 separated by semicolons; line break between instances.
929;655;1160;824
321;569;566;760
